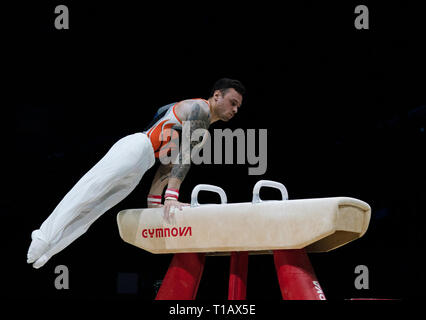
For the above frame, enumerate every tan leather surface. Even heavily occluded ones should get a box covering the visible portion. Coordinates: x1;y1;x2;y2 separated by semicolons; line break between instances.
117;197;371;254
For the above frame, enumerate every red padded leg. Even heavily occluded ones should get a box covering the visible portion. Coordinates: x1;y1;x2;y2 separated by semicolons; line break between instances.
228;252;248;300
155;253;205;300
273;249;326;300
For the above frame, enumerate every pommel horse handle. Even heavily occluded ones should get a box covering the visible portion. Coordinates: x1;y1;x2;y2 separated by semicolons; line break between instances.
252;180;289;203
191;184;227;207
156;184;227;300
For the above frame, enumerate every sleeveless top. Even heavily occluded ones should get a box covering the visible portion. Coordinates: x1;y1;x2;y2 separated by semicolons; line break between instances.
143;98;209;159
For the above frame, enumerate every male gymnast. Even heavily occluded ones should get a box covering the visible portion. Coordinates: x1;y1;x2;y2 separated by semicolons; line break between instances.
27;78;245;268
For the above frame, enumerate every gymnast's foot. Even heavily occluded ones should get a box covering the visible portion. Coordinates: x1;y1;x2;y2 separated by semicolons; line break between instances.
32;254;50;269
27;230;49;265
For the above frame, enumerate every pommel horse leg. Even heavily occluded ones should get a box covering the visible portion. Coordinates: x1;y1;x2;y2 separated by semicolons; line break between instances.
228;252;248;300
155;253;205;300
273;249;326;300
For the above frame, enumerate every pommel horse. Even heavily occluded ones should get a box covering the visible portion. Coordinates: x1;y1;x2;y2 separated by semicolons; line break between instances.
117;180;371;300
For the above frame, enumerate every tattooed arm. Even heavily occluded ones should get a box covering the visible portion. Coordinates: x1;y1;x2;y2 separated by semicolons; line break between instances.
147;163;172;208
168;100;210;189
163;100;211;221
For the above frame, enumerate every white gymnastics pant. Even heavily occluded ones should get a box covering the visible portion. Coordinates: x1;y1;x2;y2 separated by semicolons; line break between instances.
27;132;155;268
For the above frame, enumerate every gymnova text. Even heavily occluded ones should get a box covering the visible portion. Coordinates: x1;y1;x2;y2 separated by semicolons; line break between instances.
142;226;192;238
158;121;267;175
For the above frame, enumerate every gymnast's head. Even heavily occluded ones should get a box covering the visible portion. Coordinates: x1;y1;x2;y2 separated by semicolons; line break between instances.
208;78;245;122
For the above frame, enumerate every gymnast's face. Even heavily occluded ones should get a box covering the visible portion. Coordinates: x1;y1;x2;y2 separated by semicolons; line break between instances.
213;88;243;121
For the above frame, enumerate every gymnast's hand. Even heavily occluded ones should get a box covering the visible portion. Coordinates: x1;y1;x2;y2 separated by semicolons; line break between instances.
163;199;190;223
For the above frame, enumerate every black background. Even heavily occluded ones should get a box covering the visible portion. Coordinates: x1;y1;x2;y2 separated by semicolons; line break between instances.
3;0;425;306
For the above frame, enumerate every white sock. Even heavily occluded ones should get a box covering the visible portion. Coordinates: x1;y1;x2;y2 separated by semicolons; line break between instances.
27;230;49;264
32;254;50;269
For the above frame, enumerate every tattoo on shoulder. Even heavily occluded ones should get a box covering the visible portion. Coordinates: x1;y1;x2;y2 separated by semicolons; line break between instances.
188;103;210;128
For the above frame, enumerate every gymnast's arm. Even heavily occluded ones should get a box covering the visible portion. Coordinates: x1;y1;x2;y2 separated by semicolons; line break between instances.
147;163;172;208
163;100;211;220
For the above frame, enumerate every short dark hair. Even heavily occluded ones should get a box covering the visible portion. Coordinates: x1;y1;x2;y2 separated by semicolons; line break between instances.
209;78;246;98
